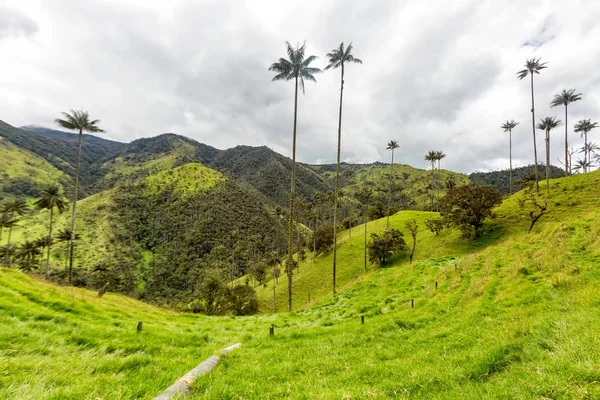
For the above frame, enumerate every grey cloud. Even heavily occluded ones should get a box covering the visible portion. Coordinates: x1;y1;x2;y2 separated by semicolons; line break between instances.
0;6;38;39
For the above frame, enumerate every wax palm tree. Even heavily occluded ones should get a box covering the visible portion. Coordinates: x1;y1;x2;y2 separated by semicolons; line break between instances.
55;227;79;272
580;143;600;172
385;140;399;227
1;198;29;267
517;58;548;191
424;151;437;211
434;151;446;170
0;212;17;245
34;185;67;279
550;89;582;176
536;117;562;195
501;120;519;193
0;244;16;266
15;240;41;272
573;159;592;174
324;42;362;295
574;119;598;168
34;236;51;266
55;109;104;284
269;41;321;311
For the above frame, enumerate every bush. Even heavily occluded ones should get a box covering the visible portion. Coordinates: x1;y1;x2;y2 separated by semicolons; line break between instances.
228;285;259;315
368;229;407;266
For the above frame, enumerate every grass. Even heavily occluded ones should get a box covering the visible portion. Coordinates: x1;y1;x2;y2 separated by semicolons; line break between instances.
1;171;600;399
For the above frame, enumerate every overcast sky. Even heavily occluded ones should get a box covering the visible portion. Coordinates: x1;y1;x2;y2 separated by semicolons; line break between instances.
1;0;599;173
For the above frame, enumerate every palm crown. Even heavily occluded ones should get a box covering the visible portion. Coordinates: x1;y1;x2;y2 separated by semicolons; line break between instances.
517;57;548;80
269;41;321;94
501;120;519;132
550;89;582;107
55;110;105;133
536;117;562;132
324;42;362;71
35;186;67;214
1;199;29;216
574;119;599;136
386;140;399;151
424;150;437;162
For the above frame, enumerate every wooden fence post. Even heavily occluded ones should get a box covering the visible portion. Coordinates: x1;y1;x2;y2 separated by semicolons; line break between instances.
361;315;364;324
269;324;274;336
137;321;143;333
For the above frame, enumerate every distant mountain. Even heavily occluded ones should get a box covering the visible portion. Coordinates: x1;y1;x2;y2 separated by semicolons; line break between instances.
469;165;565;194
21;126;125;162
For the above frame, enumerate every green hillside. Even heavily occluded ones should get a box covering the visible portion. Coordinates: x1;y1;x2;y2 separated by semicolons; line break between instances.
310;162;470;211
1;170;599;399
0;136;71;199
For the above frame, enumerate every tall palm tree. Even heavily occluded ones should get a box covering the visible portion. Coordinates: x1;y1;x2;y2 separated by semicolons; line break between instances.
550;89;582;176
15;240;41;272
574;119;598;168
580;143;600;172
518;58;548;192
536;117;562;195
56;227;79;271
1;199;29;267
424;151;437;211
324;42;362;295
573;159;592;174
34;186;67;279
0;212;17;246
55;110;104;284
385;140;399;227
501;120;519;193
269;41;321;311
433;151;446;211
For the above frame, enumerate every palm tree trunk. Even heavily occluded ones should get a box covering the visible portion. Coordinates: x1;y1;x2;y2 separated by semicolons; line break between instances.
564;105;569;177
7;226;13;267
509;128;513;193
69;129;84;284
332;64;344;295
585;132;589;171
0;226;3;246
287;76;299;311
546;130;550;195
430;163;434;212
530;74;539;191
45;207;54;279
363;218;367;272
386;149;394;227
273;263;277;312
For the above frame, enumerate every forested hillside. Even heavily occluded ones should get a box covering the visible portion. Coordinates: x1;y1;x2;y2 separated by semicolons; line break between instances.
469;164;564;194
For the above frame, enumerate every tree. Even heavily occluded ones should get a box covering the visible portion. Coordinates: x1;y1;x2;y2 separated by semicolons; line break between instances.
435;151;446;170
15;240;41;272
574;119;598;169
367;229;407;266
228;285;259;316
517;57;547;192
386;140;400;227
195;268;229;315
440;186;503;238
536;117;562;195
501;120;519;193
55;227;80;272
324;42;362;295
404;220;418;264
34;186;67;279
0;198;29;267
55;109;104;284
269;41;321;311
518;185;549;234
314;224;334;254
424;151;437;211
0;212;17;247
573;158;592;174
550;89;582;176
580;143;600;171
425;218;445;235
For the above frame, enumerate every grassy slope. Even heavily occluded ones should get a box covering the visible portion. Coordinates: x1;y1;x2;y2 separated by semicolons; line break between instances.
1;171;599;399
0;137;69;197
10;163;223;273
191;171;600;399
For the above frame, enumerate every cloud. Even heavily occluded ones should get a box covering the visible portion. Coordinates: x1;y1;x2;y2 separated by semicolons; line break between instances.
1;0;600;174
0;6;38;39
